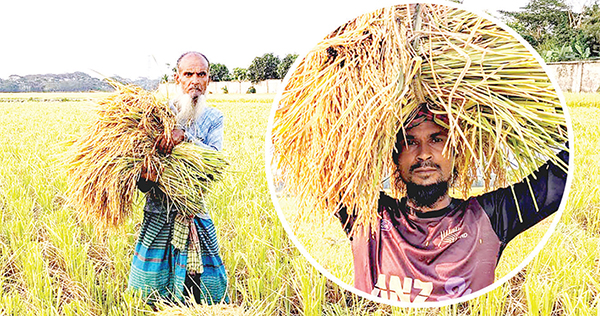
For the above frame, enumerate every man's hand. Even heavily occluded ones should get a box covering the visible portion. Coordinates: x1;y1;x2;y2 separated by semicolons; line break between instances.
157;128;185;155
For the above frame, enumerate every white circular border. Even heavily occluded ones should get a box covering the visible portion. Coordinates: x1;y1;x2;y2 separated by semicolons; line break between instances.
264;0;575;308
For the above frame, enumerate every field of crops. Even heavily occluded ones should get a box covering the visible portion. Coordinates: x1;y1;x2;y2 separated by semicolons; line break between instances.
0;92;598;315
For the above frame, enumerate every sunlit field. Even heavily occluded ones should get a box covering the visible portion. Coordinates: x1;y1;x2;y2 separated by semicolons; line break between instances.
0;92;598;315
0;93;318;315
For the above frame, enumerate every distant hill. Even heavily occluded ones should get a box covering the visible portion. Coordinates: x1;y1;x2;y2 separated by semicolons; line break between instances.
0;72;161;92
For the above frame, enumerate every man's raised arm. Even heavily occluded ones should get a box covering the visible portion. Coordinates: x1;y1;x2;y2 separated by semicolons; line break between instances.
476;149;569;245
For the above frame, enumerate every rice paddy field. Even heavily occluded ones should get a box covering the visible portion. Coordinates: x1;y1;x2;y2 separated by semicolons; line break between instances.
0;91;598;315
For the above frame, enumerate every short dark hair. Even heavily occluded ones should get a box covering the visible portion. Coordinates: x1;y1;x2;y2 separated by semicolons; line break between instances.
176;51;210;71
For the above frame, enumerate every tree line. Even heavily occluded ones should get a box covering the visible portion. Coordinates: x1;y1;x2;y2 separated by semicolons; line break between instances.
206;53;298;84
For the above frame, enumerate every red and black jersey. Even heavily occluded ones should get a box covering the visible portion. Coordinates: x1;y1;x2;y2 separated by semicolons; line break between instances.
337;150;568;302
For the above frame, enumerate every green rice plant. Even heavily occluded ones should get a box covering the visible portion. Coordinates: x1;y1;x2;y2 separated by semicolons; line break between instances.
564;92;600;108
290;257;327;316
206;98;303;315
0;99;159;315
562;107;600;233
279;196;354;285
271;3;568;233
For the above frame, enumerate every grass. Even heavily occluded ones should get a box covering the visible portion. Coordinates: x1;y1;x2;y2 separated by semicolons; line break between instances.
0;92;598;315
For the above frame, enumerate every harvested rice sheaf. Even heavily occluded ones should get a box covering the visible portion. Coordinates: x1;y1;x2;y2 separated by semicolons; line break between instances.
271;4;568;233
65;83;226;230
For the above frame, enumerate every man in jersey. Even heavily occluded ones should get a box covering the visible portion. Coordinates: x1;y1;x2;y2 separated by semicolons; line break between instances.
337;104;568;303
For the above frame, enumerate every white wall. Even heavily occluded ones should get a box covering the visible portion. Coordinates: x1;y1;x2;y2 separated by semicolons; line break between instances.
547;60;600;93
159;79;283;95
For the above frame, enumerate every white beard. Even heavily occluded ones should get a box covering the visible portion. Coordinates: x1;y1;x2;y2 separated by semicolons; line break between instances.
174;92;206;127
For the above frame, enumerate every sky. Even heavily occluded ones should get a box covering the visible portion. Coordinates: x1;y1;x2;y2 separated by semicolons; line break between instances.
0;0;553;80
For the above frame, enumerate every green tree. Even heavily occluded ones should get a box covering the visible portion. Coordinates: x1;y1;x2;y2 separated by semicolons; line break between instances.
500;0;600;60
501;0;577;50
581;3;600;56
277;54;298;79
210;63;230;82
248;53;281;84
232;67;249;81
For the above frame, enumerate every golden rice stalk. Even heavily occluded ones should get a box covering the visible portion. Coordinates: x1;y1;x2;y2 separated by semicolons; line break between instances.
64;83;226;230
271;4;568;233
153;302;246;316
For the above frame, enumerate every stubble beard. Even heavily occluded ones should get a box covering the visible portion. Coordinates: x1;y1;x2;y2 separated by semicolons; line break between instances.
174;92;206;126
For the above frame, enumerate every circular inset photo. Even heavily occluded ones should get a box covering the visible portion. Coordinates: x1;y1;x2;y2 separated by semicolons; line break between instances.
267;2;572;307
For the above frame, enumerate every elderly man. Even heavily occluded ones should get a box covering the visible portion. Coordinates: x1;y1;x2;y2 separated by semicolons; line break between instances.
128;51;228;306
337;104;568;303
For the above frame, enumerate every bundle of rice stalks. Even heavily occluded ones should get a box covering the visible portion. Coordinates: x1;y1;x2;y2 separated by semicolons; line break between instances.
64;83;226;230
271;4;568;233
159;143;227;214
